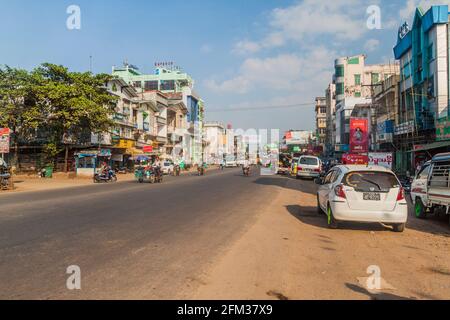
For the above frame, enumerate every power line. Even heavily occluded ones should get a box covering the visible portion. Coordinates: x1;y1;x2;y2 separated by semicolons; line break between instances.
207;102;314;113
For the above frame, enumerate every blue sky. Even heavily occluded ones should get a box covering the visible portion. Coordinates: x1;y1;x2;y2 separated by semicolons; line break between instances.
0;0;448;133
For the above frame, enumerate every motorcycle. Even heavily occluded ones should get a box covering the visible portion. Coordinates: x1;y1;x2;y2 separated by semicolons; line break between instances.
115;167;128;174
197;166;205;176
0;164;11;190
94;169;117;183
243;166;250;177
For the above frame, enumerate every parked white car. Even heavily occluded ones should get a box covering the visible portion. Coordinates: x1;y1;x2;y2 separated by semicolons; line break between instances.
161;161;174;175
411;153;450;225
297;156;322;179
316;165;408;232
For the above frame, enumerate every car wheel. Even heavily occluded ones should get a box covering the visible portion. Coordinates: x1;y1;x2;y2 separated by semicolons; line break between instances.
415;198;427;219
317;195;323;214
392;223;405;233
327;205;339;229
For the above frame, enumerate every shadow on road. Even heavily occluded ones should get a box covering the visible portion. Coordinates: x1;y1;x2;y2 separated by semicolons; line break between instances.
286;204;394;232
345;283;415;300
404;202;450;238
253;176;317;195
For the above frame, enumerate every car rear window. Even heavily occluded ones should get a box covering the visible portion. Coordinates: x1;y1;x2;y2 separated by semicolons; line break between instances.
299;157;318;166
343;171;399;192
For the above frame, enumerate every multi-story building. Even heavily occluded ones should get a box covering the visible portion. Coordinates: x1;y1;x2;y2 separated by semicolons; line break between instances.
334;54;399;154
203;122;226;164
373;75;399;153
393;4;450;174
324;83;336;156
112;63;205;164
315;97;327;148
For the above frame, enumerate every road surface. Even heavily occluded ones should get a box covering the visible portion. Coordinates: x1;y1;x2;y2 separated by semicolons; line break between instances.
0;168;449;299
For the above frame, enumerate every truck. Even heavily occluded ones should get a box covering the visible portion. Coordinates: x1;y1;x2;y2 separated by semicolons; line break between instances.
411;152;450;226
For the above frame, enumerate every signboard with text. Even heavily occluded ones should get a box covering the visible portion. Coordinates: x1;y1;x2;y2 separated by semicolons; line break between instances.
0;128;11;154
368;152;393;169
350;118;369;153
342;153;368;165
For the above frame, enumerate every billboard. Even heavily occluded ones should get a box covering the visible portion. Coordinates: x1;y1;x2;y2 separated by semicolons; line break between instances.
368;152;393;169
285;131;310;145
0;128;11;154
350;118;369;153
342;153;368;165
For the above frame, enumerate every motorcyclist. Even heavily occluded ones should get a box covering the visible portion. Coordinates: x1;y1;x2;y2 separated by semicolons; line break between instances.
242;159;250;175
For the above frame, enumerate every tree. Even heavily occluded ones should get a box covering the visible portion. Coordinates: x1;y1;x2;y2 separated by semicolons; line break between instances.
33;63;117;172
0;66;43;168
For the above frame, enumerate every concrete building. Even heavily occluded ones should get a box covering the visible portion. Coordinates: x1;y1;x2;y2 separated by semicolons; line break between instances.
334;54;399;154
112;63;205;164
393;4;450;174
315;97;327;148
324;83;336;156
203;122;226;164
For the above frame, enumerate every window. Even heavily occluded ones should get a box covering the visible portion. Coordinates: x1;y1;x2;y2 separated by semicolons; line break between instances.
336;83;344;95
354;91;361;97
160;80;175;91
348;57;360;65
343;171;399;192
299;157;319;166
354;74;361;85
371;73;379;84
335;65;344;77
417;164;431;179
144;81;158;91
133;81;142;88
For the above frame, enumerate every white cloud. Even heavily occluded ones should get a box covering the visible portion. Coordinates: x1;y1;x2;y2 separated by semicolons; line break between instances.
231;0;373;55
206;47;336;95
364;39;380;52
399;0;448;20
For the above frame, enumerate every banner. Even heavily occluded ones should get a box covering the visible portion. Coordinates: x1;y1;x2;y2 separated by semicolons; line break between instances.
0;128;11;154
368;152;393;169
350;118;369;153
342;153;368;165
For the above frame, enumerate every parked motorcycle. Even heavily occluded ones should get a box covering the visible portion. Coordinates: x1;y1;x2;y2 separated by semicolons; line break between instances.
0;161;11;190
94;169;117;183
115;167;128;174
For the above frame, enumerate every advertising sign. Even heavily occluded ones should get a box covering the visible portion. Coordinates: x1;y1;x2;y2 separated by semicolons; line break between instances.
342;153;368;165
368;152;393;169
0;128;11;154
143;146;153;153
350;118;369;153
436;116;450;141
286;131;310;145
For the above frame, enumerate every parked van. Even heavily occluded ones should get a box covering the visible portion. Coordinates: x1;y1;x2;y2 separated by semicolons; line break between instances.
296;155;322;179
411;152;450;225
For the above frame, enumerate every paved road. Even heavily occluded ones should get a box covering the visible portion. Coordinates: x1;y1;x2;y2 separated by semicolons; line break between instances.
1;169;449;299
0;168;278;299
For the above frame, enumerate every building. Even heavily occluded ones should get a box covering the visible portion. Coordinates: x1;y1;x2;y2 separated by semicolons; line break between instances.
112;63;205;164
315;97;327;148
334;54;399;154
373;75;399;153
203;122;226;164
393;5;450;174
324;83;336;156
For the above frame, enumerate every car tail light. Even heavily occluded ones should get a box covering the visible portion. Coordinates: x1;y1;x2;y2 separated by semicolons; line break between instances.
334;184;346;199
397;187;405;201
314;168;321;172
298;167;303;171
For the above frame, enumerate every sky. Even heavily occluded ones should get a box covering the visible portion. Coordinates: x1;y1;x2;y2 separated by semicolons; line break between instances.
0;0;449;134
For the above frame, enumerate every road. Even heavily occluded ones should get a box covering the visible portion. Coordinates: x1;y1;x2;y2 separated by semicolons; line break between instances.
0;168;449;299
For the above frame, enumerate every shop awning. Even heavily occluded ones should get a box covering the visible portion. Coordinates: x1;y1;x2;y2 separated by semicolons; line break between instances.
410;140;450;152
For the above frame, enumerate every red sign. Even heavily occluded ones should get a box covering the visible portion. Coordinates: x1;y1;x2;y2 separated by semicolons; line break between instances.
143;146;153;153
342;153;369;165
285;131;292;140
0;128;11;153
350;118;369;153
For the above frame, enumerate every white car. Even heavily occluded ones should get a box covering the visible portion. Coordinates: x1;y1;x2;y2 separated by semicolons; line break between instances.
225;157;238;168
297;156;322;179
161;161;174;175
316;165;408;232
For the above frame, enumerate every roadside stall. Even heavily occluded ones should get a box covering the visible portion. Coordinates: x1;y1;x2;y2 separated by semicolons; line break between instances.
74;149;112;177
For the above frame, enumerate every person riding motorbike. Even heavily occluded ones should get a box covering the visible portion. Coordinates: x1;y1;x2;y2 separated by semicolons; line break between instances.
242;159;251;176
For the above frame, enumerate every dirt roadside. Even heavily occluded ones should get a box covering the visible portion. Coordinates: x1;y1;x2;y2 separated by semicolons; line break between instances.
193;177;450;300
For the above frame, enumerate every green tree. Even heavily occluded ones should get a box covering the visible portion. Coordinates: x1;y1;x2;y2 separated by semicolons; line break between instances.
33;63;117;172
0;66;43;168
